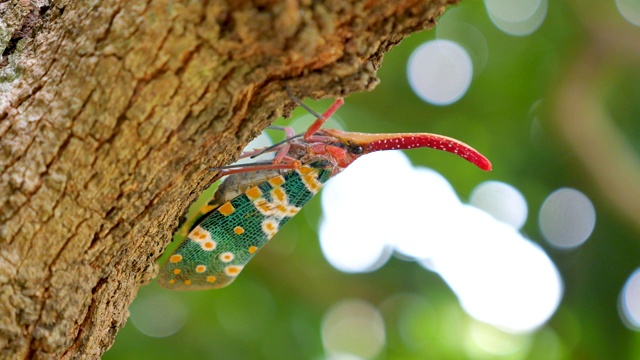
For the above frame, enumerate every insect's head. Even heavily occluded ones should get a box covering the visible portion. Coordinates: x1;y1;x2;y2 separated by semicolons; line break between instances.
318;128;492;171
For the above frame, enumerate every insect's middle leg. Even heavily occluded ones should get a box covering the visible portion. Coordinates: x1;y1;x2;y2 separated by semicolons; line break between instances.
238;125;296;160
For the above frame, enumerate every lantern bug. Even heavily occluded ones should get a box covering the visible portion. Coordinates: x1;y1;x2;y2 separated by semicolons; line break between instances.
158;90;491;290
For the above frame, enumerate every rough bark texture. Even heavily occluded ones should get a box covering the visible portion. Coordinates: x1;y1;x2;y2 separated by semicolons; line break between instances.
0;0;457;358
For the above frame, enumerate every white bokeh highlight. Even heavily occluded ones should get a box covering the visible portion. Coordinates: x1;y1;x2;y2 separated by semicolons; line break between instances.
425;205;562;333
485;0;548;36
322;299;386;359
319;218;393;273
407;40;473;105
465;321;532;357
391;168;462;260
616;0;640;27
320;151;413;272
436;8;490;74
320;151;563;333
539;188;596;249
619;268;640;330
470;181;528;229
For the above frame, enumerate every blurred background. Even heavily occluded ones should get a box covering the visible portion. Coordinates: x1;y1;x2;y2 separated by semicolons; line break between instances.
106;0;640;358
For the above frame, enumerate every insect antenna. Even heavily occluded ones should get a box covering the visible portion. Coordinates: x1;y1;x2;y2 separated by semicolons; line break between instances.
209;161;277;171
286;87;324;120
209;158;302;175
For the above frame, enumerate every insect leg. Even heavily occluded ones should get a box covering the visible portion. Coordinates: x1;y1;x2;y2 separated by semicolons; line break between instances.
239;126;297;160
266;125;296;137
285;87;344;140
211;160;302;177
265;125;296;163
302;98;344;140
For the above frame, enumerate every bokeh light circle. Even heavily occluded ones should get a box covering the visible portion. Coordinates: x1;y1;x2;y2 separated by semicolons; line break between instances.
616;0;640;26
214;281;276;340
425;205;563;333
485;0;541;23
319;152;562;333
320;151;414;272
407;40;473;105
436;9;490;73
485;0;548;36
539;188;596;249
391;167;461;260
465;321;532;356
129;291;189;338
319;217;393;273
322;299;386;359
619;268;640;330
470;181;528;229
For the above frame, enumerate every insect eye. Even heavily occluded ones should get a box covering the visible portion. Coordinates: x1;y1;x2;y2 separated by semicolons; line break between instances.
349;144;364;154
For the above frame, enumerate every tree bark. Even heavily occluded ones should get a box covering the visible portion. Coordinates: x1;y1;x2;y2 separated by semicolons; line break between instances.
0;0;457;358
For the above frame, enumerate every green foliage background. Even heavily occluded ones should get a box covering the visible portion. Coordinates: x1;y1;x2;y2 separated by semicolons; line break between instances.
106;1;640;358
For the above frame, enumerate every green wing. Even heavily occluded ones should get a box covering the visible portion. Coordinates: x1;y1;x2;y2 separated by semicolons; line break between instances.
158;163;331;290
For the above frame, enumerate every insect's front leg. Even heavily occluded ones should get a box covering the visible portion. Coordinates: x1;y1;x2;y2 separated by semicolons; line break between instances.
285;87;345;140
303;98;344;140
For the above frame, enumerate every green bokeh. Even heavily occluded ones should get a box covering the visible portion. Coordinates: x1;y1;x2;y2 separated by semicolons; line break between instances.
106;1;640;359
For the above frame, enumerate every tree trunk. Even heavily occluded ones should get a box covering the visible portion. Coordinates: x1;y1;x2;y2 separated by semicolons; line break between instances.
0;0;457;358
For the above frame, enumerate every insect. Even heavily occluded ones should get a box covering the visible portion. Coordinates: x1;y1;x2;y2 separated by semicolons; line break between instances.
158;90;492;290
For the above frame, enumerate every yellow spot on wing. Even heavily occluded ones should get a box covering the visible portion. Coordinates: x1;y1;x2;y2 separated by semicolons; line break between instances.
218;202;235;216
299;169;323;193
219;252;234;263
248;246;258;254
190;226;210;243
170;254;182;263
196;265;206;273
184;280;191;286
298;166;313;175
225;265;243;276
254;199;274;215
173;268;181;275
201;240;217;251
169;279;175;285
234;226;245;235
271;188;287;202
262;219;279;237
268;175;286;187
245;186;263;200
207;276;216;283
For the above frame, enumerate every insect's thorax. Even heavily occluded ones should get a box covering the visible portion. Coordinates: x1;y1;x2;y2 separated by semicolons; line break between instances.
288;137;354;176
214;169;283;205
212;158;335;214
